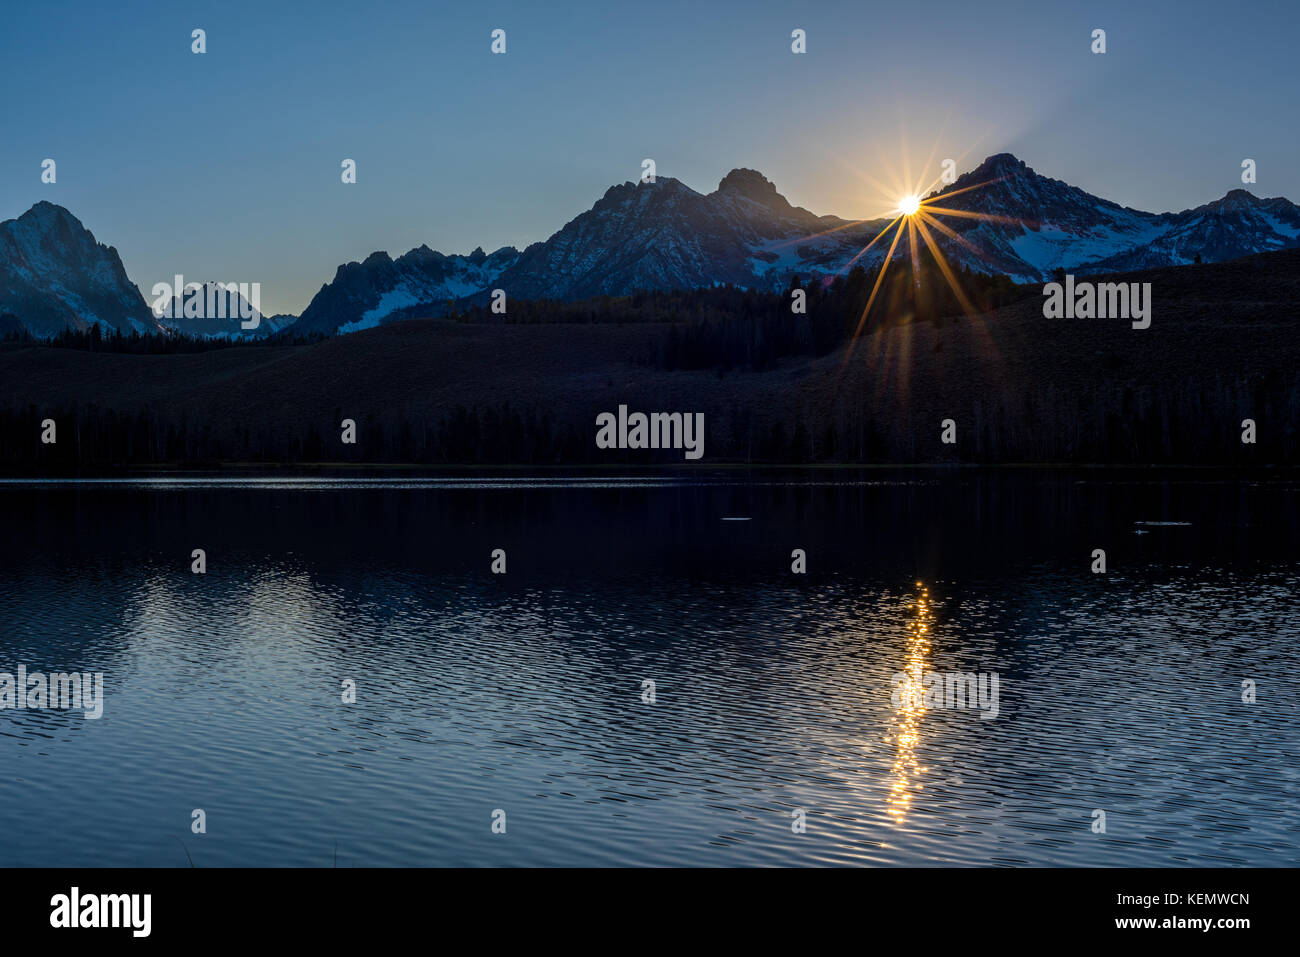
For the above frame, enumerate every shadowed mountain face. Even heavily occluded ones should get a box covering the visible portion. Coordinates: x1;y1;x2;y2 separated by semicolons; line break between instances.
285;154;1299;334
1079;189;1300;274
149;282;300;338
0;202;157;337
4;155;1299;338
287;171;851;335
491;171;845;301
906;153;1169;279
931;154;1300;278
290;244;520;336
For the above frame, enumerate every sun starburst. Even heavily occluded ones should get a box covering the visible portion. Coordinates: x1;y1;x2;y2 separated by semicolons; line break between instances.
835;169;1014;358
790;142;1034;383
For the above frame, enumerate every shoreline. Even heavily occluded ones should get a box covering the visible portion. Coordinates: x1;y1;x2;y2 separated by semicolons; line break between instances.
0;461;1294;481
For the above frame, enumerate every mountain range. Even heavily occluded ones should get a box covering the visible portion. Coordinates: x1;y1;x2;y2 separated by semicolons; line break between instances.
3;153;1298;339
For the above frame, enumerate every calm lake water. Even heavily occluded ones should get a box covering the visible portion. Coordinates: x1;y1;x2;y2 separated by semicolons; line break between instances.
1;472;1297;867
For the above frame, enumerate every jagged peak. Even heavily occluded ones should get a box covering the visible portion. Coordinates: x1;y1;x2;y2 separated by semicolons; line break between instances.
636;175;690;190
938;151;1139;213
972;152;1030;175
609;175;691;192
332;252;390;281
386;244;521;268
6;200;85;233
713;167;789;205
1218;188;1264;206
1169;188;1284;217
717;167;775;192
592;176;697;214
600;182;633;202
22;199;75;217
396;245;443;265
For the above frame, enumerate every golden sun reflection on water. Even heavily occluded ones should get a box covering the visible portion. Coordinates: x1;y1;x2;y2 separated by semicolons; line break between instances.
887;583;932;825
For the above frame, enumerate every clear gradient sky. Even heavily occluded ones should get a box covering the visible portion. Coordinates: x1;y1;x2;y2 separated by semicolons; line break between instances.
2;0;1296;315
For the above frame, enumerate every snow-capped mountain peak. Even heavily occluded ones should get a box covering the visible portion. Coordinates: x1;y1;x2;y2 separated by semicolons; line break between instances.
0;202;157;337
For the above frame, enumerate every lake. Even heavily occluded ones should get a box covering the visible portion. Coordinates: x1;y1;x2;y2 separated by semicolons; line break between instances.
0;472;1296;866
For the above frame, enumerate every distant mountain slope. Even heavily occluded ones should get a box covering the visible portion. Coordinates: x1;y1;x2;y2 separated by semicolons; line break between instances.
0;202;158;337
290;245;519;336
1078;189;1300;274
494;170;852;301
151;282;280;338
0;205;296;339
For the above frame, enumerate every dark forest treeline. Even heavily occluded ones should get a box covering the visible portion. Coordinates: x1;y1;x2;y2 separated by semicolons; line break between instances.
3;369;1294;471
451;256;1028;372
0;315;328;354
0;403;590;470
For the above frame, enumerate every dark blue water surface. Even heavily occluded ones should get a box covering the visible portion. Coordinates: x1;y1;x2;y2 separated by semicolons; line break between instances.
0;472;1296;866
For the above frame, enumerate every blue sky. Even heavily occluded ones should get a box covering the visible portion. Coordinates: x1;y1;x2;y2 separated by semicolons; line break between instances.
2;0;1296;315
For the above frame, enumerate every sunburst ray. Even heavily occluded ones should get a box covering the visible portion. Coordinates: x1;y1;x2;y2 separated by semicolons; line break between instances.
816;148;1020;384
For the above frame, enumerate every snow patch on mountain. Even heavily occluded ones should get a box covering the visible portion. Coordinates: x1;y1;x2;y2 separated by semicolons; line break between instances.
0;202;158;337
292;244;518;335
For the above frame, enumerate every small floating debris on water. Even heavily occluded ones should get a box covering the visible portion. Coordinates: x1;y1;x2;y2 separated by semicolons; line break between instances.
1134;521;1193;526
721;517;752;521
